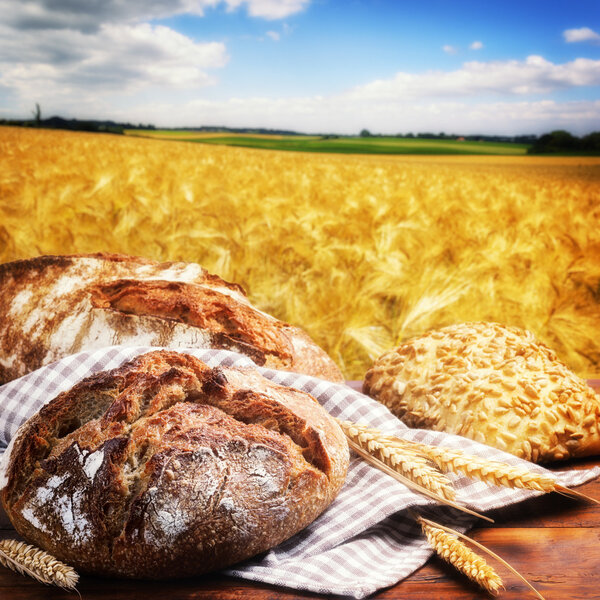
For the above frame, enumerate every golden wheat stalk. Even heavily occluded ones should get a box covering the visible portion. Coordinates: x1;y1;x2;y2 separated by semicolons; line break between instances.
399;439;598;503
3;128;600;382
0;539;79;592
338;419;456;500
409;442;556;491
416;515;545;599
416;515;504;596
338;420;493;522
342;420;598;503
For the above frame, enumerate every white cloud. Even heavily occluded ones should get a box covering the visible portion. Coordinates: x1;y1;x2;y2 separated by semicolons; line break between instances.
266;30;280;41
563;27;600;43
470;41;483;50
35;51;598;135
105;96;600;136
4;46;599;136
0;0;308;31
0;0;308;119
0;23;228;101
226;0;310;19
346;55;600;100
442;45;458;54
0;0;218;32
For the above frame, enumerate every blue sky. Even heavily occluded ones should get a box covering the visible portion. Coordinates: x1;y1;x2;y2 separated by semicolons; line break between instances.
1;0;599;134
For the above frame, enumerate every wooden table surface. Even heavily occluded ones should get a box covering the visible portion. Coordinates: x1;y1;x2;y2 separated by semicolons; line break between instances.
2;382;600;600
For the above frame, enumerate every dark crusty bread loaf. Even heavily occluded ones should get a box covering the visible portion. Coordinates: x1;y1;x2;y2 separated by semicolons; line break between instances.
0;253;343;384
0;350;349;578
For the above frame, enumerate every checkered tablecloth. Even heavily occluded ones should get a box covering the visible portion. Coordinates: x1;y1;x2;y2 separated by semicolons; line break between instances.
1;346;598;598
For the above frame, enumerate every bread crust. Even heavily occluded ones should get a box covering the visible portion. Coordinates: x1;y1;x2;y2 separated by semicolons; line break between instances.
1;350;349;578
0;253;343;384
364;322;600;463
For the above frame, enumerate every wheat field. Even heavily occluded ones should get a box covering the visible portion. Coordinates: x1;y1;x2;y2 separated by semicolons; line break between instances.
1;126;599;379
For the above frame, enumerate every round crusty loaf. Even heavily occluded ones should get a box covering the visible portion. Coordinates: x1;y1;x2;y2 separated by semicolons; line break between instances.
0;350;349;578
0;253;343;385
363;322;600;463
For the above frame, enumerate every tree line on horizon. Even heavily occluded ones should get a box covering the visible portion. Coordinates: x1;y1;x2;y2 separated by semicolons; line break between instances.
526;130;600;154
1;111;598;154
359;128;537;145
359;128;600;153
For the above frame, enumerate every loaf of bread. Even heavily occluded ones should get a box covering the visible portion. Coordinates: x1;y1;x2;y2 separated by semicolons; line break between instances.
0;253;343;384
0;350;349;578
363;322;600;463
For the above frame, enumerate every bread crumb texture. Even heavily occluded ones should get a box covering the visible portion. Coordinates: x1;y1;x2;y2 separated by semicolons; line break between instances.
364;322;600;463
0;351;349;578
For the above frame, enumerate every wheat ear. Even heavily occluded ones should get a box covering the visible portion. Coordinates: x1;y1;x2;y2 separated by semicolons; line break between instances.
415;444;600;502
338;420;456;500
342;421;597;502
337;420;493;522
0;539;79;592
410;442;557;492
416;515;545;600
416;515;504;596
394;440;598;502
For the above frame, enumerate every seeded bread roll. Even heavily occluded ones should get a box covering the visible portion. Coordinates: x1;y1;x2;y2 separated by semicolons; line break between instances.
0;350;349;578
0;253;343;384
363;322;600;463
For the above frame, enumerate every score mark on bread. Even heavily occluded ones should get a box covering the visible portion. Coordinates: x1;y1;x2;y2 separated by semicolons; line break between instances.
363;322;600;463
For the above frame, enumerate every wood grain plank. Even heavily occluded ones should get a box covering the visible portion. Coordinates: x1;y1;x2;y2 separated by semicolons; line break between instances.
3;523;600;599
2;528;598;600
401;527;600;600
